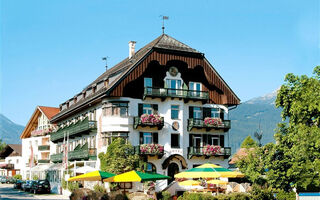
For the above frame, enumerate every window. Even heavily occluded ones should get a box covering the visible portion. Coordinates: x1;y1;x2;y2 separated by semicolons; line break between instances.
209;136;220;146
143;104;153;115
211;108;220;118
143;133;153;144
90;136;96;148
171;105;179;119
193;107;202;119
103;102;128;117
171;134;180;148
166;79;182;95
189;82;202;97
146;162;157;173
102;132;129;146
139;132;158;144
144;78;153;94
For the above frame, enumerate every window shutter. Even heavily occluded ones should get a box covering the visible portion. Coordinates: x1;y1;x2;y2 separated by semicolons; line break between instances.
189;107;194;119
139;132;143;145
138;104;143;116
153;133;158;144
220;135;224;147
220;109;224;120
189;134;193;146
203;108;211;118
152;104;158;114
202;134;208;146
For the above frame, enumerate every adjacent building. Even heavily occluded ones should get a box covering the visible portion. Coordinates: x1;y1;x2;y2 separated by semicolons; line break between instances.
0;144;22;176
49;34;240;192
20;106;60;180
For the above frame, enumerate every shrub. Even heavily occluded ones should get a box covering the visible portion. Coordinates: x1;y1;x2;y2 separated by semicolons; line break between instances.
94;184;107;193
67;182;79;192
275;190;295;200
13;174;22;180
250;185;275;200
114;194;129;200
161;191;172;200
32;175;39;180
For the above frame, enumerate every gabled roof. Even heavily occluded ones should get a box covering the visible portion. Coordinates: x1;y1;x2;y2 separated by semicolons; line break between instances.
0;144;22;158
51;34;240;122
20;106;59;139
38;106;60;120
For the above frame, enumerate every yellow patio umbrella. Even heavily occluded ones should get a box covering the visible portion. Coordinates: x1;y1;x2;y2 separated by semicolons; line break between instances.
104;170;170;182
175;163;245;179
68;170;115;182
207;179;228;185
178;180;201;186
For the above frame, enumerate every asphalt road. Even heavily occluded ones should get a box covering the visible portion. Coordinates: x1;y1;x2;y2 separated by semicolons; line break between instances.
0;184;69;200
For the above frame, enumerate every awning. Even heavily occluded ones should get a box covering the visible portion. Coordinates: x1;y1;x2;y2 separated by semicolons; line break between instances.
31;164;51;171
45;163;63;171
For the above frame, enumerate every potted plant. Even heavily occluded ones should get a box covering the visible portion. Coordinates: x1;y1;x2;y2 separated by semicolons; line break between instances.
204;117;223;127
202;145;221;156
140;144;164;154
140;114;162;125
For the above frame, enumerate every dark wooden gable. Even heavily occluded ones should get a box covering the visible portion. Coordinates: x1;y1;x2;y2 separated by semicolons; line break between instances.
109;49;240;105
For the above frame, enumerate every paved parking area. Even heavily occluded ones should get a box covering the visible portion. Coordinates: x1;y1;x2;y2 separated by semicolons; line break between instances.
0;184;69;200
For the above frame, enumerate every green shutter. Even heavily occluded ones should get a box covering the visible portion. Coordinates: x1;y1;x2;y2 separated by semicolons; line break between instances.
139;132;143;144
152;104;158;114
153;132;158;144
220;109;224;120
202;134;208;146
138;104;143;116
189;106;194;119
189;134;193;146
203;108;211;119
220;135;224;147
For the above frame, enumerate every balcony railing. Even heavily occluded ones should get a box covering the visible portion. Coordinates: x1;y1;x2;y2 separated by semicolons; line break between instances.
143;87;209;102
187;118;231;131
0;163;14;169
50;117;97;143
134;144;164;158
50;153;63;163
50;143;97;163
187;146;231;159
38;159;50;164
133;116;164;130
38;145;50;151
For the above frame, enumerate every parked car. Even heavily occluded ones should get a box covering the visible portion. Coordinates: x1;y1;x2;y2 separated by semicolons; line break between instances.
0;176;8;184
7;177;16;184
30;180;50;194
22;180;34;192
13;180;25;189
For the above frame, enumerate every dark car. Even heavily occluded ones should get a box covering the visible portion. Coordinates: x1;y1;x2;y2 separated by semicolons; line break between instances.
30;180;50;194
22;180;34;192
7;177;16;184
13;180;25;189
0;176;8;184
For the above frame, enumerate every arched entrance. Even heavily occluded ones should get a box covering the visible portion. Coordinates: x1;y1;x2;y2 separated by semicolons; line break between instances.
167;162;179;184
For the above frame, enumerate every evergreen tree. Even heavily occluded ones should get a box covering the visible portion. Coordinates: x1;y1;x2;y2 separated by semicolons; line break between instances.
240;136;258;148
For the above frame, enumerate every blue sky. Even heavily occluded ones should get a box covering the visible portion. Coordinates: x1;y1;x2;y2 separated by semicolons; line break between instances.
1;0;319;126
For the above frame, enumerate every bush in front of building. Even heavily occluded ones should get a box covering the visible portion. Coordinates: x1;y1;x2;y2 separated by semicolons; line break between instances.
93;184;107;193
32;175;39;180
13;174;22;180
70;188;110;200
274;190;296;200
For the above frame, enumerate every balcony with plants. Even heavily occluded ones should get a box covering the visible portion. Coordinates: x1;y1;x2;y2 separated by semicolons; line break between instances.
134;144;164;158
133;114;164;130
143;87;209;102
187;145;231;159
38;159;50;164
188;117;231;131
50;117;97;143
50;143;97;163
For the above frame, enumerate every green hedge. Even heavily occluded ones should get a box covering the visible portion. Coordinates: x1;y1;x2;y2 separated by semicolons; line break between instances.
176;192;252;200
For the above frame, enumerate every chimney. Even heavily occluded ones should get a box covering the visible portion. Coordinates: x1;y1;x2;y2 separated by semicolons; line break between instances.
128;41;136;59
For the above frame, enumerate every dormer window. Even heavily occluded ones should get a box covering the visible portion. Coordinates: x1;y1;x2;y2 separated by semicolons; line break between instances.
166;79;182;95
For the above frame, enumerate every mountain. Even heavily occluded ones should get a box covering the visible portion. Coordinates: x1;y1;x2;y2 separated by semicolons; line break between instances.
0;114;24;144
229;90;283;154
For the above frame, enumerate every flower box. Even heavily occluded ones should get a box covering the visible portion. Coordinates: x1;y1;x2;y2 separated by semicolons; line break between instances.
140;144;164;155
31;128;52;137
204;117;223;127
202;145;221;156
140;114;162;125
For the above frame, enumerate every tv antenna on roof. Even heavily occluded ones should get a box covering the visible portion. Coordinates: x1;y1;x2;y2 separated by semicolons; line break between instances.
160;15;169;34
102;57;109;71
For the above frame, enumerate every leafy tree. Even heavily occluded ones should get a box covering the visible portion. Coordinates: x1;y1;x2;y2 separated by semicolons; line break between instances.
98;138;143;174
0;139;6;151
240;136;258;148
265;66;320;191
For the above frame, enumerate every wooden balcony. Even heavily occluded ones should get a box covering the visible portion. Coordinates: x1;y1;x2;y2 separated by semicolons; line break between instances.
38;159;50;164
134;145;164;159
187;146;231;159
0;163;14;169
143;87;209;103
50;117;97;143
133;116;164;130
50;143;97;163
38;145;50;151
187;118;231;131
